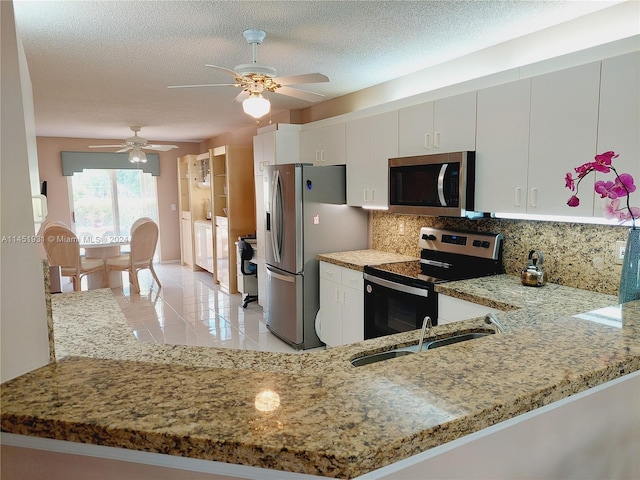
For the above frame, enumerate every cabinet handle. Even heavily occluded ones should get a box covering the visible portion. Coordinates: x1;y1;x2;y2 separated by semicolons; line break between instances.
434;131;440;149
363;189;369;202
515;187;522;207
424;133;430;150
371;189;375;202
530;187;538;208
320;150;325;163
334;288;340;303
341;291;346;304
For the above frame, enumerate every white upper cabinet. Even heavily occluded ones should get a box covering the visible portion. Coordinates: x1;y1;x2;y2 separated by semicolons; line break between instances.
253;124;301;175
300;123;346;165
346;111;398;207
596;51;640;217
398;91;476;156
527;62;600;217
475;79;531;214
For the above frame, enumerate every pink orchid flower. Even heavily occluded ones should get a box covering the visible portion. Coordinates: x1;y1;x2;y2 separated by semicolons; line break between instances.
565;172;575;191
592;151;617;173
595;180;616;199
565;151;637;227
611;173;636;198
603;198;622;219
567;195;580;207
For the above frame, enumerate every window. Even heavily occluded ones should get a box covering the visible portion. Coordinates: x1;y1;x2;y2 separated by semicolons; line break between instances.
69;169;159;243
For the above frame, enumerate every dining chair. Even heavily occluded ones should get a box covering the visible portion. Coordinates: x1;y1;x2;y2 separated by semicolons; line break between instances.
105;220;161;293
130;216;154;234
43;225;106;291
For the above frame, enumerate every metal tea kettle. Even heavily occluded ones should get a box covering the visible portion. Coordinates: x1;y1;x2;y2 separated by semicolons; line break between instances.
521;250;548;287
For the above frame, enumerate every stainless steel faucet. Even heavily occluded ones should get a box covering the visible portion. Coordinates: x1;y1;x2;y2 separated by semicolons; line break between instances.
417;316;432;352
484;313;505;333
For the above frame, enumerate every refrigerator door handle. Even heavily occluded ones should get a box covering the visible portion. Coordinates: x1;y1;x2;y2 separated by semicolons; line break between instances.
270;169;282;264
266;267;295;283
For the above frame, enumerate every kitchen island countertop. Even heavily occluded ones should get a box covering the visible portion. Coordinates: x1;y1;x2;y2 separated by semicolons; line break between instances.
2;269;640;478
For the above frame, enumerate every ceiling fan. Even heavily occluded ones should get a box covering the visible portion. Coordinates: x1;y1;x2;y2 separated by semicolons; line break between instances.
168;29;329;118
89;126;179;163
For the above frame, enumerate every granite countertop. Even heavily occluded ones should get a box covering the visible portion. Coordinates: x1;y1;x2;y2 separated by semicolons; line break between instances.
317;249;417;270
2;267;640;478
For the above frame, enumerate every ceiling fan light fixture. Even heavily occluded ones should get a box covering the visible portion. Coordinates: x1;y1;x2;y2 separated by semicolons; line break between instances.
129;147;147;163
242;93;271;118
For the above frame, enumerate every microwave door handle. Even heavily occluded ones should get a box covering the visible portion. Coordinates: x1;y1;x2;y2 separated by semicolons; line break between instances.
270;169;282;263
437;163;448;206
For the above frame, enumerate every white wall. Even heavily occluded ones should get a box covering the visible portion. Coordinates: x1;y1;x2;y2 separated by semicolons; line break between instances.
1;0;50;381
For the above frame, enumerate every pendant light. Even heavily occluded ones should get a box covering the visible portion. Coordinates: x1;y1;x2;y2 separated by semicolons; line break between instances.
242;92;271;119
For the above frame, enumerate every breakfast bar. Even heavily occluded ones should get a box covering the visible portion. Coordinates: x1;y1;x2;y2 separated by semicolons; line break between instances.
2;273;639;479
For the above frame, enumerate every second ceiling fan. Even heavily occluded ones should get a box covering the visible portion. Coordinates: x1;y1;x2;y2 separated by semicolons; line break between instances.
169;29;329;118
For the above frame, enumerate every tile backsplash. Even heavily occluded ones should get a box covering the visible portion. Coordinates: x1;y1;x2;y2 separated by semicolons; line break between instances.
371;212;630;296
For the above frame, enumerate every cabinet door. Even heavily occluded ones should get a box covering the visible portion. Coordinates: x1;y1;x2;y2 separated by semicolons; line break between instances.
475;79;531;214
596;52;640;218
346;117;370;207
369;111;398;207
340;267;364;344
434;91;477;153
347;111;397;207
438;295;502;325
528;62;600;216
398;102;434;156
216;223;229;290
301;123;347;165
274;128;299;164
181;217;193;268
319;262;343;347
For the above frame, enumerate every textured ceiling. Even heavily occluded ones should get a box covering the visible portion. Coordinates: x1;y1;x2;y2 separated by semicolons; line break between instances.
12;0;622;144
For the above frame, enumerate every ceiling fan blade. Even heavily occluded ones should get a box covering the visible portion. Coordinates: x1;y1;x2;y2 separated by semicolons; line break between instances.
88;144;125;149
233;90;251;103
275;86;325;102
116;147;132;153
168;83;238;89
205;65;241;79
272;73;329;86
143;144;179;151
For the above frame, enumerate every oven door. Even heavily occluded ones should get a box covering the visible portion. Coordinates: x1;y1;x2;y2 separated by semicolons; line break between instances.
363;273;438;340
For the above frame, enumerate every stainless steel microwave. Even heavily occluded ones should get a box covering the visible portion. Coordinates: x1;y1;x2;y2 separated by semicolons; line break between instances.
388;151;475;217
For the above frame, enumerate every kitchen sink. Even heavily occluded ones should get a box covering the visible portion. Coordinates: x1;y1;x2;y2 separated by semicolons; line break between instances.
350;349;415;367
350;331;494;367
424;332;492;350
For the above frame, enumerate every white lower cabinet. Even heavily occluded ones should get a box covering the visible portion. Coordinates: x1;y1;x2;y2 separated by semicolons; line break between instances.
438;294;502;325
194;220;213;273
319;261;364;347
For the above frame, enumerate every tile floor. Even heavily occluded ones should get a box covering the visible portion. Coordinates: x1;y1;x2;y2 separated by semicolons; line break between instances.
59;263;301;353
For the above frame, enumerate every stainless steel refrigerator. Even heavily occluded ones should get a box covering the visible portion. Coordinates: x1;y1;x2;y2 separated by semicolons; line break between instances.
264;164;368;349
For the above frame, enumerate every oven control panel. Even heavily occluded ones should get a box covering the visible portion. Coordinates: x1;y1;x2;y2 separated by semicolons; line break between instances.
418;227;503;260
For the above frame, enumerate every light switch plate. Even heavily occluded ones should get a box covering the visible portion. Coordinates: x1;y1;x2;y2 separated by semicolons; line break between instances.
615;240;626;265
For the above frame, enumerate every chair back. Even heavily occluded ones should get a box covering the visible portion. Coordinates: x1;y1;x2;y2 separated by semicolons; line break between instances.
43;225;81;272
131;217;154;234
130;220;159;265
42;220;69;231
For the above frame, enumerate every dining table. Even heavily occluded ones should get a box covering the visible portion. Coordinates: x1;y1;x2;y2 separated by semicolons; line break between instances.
81;237;130;289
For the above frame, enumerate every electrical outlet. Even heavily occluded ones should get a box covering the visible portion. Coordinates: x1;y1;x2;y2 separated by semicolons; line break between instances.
615;240;626;265
398;221;405;235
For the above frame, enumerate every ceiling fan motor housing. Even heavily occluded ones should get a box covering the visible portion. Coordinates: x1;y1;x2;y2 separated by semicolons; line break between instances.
234;63;277;78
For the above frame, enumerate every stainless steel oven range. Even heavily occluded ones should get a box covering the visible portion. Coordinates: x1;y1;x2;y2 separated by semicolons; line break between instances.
363;227;504;340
